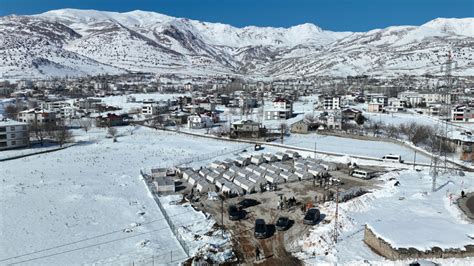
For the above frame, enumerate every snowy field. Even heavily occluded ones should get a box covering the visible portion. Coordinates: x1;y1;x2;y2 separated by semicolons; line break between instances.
0;126;244;265
283;133;432;163
295;169;474;265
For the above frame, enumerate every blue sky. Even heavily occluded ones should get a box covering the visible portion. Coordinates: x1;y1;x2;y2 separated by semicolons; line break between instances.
0;0;472;31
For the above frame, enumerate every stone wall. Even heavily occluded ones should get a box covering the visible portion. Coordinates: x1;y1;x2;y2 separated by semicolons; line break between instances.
363;225;474;260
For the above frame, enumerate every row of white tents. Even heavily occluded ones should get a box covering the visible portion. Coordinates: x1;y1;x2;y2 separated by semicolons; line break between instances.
178;150;337;196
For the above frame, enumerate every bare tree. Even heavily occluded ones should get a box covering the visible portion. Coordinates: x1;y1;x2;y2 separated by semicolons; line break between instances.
107;127;118;142
5;105;18;120
51;121;73;147
304;113;318;123
386;124;400;139
151;115;164;129
78;117;93;133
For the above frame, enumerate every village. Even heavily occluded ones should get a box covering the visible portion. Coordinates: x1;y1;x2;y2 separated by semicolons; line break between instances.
1;73;474;265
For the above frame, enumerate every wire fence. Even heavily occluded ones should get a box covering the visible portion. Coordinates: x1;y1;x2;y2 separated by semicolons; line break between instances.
140;172;190;258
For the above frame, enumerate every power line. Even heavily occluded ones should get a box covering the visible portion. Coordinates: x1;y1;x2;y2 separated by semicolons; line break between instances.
0;210;192;264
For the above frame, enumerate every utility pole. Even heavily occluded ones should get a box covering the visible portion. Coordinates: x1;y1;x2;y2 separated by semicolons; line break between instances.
221;197;224;238
333;185;339;243
314;142;317;159
413;150;417;170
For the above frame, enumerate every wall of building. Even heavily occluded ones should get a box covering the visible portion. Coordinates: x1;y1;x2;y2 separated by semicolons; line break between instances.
364;225;474;260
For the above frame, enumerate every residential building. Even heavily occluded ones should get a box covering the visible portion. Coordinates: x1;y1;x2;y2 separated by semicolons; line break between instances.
327;114;342;130
18;109;57;125
187;114;213;129
368;103;384;113
320;96;341;110
452;105;474;122
387;98;406;112
231;120;266;139
0;119;29;150
265;98;293;120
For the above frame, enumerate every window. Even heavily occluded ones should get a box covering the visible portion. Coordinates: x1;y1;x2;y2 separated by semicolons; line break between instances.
11;134;15;138
22;125;26;130
11;141;16;145
11;126;15;131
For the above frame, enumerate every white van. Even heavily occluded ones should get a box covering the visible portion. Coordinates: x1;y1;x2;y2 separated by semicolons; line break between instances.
382;154;402;163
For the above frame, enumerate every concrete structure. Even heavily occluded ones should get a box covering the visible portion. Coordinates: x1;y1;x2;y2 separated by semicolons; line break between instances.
452;105;474;122
364;225;474;260
368;102;384;113
265;98;293;120
153;176;175;193
321;96;341;110
18;109;57;125
0;119;29;150
187;114;213;129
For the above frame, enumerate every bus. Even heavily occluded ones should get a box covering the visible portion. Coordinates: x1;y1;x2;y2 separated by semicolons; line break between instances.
382;154;403;163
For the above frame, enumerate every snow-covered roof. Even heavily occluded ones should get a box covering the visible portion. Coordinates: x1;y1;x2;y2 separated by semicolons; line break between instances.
0;119;28;126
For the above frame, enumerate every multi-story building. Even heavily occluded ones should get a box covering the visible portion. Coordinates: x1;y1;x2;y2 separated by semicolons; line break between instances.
18;109;57;125
452;105;474;122
0;119;29;150
321;96;341;110
368;102;384;113
265;98;293;120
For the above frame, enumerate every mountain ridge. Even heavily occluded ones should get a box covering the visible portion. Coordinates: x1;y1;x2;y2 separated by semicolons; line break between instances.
1;9;473;80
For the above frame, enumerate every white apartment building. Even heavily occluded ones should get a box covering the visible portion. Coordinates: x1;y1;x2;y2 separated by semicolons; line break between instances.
321;96;341;110
187;114;213;129
0;119;29;150
452;105;474;122
265;98;293;120
18;109;57;125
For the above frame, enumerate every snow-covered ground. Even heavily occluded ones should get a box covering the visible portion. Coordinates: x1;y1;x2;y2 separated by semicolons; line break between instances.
0;126;244;265
159;195;235;264
294;169;474;265
283;133;432;163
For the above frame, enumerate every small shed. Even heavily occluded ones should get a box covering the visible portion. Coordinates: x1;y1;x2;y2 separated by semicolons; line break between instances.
196;179;212;193
151;168;167;178
273;162;293;172
153;176;175;193
263;153;278;163
215;178;226;190
275;152;290;161
251;155;266;165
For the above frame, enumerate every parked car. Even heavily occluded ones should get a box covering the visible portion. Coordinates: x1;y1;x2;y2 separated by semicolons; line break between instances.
228;205;243;221
238;198;260;208
275;216;290;231
254;219;267;238
303;208;321;225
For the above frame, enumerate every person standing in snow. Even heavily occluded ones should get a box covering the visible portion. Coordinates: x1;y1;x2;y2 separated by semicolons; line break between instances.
255;247;261;261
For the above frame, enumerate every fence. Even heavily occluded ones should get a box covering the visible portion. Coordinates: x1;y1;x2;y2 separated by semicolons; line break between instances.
140;172;190;258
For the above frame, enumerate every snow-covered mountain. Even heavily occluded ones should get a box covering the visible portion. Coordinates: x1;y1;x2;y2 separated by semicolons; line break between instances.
0;9;472;80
